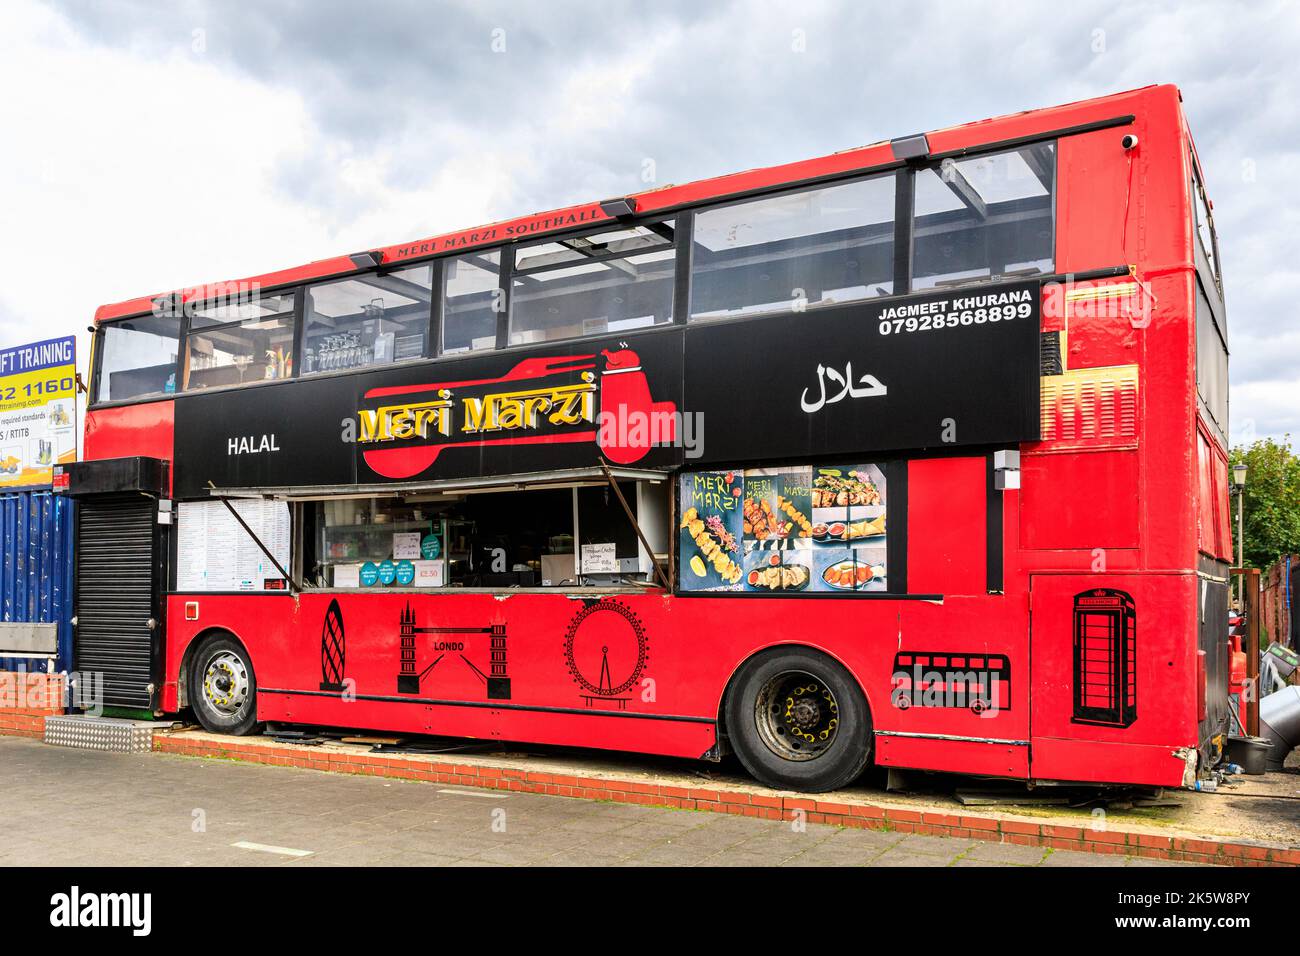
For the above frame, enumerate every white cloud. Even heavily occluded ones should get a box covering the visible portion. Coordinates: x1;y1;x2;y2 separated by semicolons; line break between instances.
1;4;306;335
0;0;519;356
1230;380;1300;448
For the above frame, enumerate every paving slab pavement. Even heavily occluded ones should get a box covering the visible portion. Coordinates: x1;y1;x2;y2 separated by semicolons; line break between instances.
0;736;1183;867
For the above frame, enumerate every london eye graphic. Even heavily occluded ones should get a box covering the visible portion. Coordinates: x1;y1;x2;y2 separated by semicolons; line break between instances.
563;599;649;710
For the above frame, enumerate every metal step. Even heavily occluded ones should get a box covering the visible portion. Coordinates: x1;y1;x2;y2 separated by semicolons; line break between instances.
44;715;159;753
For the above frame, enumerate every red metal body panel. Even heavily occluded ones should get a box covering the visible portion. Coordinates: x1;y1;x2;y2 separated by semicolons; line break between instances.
1029;573;1195;786
164;587;1034;763
1196;425;1233;562
96;84;1224;789
906;457;986;596
1028;739;1185;787
83;401;175;493
1020;451;1140;551
875;735;1029;779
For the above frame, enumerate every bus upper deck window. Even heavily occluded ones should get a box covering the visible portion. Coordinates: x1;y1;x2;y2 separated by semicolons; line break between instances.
441;251;501;355
508;222;675;347
96;314;181;403
304;265;433;373
689;175;896;322
912;142;1056;291
1192;161;1220;286
184;292;297;390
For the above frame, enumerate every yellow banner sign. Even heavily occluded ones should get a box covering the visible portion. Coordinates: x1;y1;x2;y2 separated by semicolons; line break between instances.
0;336;76;488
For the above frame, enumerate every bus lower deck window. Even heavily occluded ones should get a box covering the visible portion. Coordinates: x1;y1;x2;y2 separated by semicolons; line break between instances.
308;490;577;590
304;484;662;590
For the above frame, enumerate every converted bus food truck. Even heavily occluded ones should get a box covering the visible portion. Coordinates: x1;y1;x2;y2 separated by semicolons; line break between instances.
61;85;1232;792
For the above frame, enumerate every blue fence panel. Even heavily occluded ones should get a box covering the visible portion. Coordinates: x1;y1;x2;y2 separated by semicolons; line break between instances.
0;491;74;673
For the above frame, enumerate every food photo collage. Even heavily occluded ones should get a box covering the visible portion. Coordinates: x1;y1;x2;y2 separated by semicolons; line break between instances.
678;465;888;594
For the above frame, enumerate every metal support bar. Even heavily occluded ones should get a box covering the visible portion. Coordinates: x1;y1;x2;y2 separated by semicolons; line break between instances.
207;481;301;594
597;459;671;591
939;164;988;219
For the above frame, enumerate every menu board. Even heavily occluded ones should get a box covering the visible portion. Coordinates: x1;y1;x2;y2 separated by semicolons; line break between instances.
177;499;292;592
679;464;887;594
392;532;422;560
580;542;618;574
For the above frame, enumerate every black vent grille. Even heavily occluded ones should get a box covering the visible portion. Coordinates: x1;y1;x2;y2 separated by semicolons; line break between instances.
1040;331;1063;375
74;495;158;710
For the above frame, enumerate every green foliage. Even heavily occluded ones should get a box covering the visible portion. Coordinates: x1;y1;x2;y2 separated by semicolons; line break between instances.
1228;437;1300;570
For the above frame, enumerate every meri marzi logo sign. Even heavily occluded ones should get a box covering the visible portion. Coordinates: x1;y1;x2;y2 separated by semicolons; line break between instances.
354;345;678;479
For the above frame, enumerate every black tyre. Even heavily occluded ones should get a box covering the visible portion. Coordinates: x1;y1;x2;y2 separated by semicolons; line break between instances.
725;647;872;792
189;633;262;736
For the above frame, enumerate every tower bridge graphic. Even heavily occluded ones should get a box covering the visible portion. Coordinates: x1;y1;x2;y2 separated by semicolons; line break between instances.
396;603;511;700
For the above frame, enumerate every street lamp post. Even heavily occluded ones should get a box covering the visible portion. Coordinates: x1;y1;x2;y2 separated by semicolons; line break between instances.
1232;462;1248;605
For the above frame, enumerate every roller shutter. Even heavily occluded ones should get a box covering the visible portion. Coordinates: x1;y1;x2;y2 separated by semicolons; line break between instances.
73;494;162;711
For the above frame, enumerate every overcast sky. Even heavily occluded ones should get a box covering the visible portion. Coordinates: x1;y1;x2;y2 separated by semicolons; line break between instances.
1;0;1295;446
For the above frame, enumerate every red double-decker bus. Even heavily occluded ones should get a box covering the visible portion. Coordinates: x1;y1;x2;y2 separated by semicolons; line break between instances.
62;84;1232;792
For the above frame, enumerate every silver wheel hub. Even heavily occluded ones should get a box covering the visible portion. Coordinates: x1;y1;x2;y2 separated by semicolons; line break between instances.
203;651;250;716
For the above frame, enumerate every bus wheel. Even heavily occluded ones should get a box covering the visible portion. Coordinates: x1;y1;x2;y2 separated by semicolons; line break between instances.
726;647;871;793
190;633;262;736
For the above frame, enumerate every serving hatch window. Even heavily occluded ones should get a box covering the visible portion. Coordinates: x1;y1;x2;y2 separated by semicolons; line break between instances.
308;497;449;589
911;143;1055;290
96;314;180;403
184;292;297;390
304;265;433;373
508;222;676;346
689;174;896;321
305;490;578;589
302;480;668;591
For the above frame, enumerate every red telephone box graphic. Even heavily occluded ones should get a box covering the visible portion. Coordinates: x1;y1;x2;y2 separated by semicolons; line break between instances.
1072;588;1137;727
